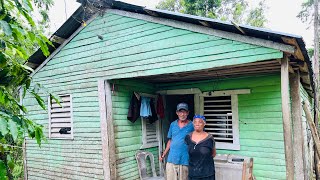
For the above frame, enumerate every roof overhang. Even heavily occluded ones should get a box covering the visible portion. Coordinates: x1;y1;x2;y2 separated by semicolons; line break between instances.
27;0;314;96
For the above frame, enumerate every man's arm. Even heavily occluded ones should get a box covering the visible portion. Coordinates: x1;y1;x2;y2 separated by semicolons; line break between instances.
160;139;171;161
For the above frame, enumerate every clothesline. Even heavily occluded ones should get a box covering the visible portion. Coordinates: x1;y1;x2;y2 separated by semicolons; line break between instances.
134;92;157;100
128;92;165;123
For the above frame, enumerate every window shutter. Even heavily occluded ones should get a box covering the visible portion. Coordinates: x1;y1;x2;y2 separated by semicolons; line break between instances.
141;119;159;149
49;95;73;139
203;96;234;143
145;122;158;144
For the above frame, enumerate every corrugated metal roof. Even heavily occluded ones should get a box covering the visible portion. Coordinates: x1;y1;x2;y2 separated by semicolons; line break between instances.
27;0;314;93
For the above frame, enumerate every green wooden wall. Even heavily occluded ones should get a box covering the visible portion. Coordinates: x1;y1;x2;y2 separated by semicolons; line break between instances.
24;10;285;180
157;74;286;180
24;87;104;179
111;79;160;179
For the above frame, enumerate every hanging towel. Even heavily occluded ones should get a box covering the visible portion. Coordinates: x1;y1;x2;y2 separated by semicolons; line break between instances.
156;94;165;119
148;98;158;124
140;97;152;117
127;92;141;123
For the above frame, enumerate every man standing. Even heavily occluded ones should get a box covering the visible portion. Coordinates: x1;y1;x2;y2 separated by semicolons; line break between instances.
160;103;194;180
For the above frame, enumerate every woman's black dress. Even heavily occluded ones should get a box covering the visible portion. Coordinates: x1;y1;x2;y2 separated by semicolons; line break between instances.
185;133;215;180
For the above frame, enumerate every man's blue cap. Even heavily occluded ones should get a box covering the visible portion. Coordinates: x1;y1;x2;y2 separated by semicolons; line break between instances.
176;102;189;111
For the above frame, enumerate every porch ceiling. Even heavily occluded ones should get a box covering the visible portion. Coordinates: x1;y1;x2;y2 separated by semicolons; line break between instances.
136;60;281;84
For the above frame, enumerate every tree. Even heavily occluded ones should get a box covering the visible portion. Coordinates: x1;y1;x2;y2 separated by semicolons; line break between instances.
156;0;268;27
298;0;320;179
0;0;55;179
297;0;314;25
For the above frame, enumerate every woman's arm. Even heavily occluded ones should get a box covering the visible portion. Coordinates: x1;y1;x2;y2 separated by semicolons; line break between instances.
212;147;216;157
160;139;171;161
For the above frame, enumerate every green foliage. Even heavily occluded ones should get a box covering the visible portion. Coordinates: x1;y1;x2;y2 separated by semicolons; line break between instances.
297;0;314;24
245;1;267;27
157;0;268;27
308;48;315;58
0;160;8;180
0;0;55;179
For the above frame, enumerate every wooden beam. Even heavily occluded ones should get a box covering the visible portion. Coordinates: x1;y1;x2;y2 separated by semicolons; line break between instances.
157;88;201;95
300;72;309;76
105;81;117;179
281;37;304;60
289;72;306;180
198;20;212;27
289;65;294;74
231;21;246;35
144;9;159;17
50;35;66;44
302;101;320;159
281;57;294;180
98;80;111;180
289;58;306;66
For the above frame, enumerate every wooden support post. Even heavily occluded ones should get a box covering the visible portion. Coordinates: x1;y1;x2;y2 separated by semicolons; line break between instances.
281;57;294;180
98;80;111;180
313;0;320;178
105;81;117;179
302;101;320;158
290;72;306;180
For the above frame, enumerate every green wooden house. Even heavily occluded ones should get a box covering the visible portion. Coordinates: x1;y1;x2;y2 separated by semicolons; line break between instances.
24;1;315;180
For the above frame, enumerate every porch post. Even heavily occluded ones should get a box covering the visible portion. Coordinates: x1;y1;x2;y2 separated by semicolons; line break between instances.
98;80;111;180
98;80;117;179
281;57;294;180
105;81;117;179
289;71;306;180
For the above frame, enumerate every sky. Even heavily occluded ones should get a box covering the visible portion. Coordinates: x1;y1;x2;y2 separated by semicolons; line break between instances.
44;0;314;48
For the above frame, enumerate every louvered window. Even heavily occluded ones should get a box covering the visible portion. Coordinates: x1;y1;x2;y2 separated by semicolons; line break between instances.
141;119;159;149
204;96;234;141
200;90;250;150
48;95;73;139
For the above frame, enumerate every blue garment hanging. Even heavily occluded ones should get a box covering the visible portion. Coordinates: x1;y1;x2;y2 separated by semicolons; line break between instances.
140;97;152;117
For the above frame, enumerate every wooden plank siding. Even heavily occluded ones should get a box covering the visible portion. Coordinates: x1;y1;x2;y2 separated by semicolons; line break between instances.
300;84;314;179
24;89;104;180
111;80;160;179
157;74;286;180
24;10;285;180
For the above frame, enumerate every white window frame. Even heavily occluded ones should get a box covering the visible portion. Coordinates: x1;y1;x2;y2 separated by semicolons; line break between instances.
48;94;74;139
200;89;250;150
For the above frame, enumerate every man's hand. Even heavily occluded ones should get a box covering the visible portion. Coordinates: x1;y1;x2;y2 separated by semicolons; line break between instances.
159;154;165;162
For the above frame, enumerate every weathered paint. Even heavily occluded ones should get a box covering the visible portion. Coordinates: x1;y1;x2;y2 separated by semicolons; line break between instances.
111;80;160;179
157;74;286;180
24;87;104;180
24;10;285;180
300;84;314;179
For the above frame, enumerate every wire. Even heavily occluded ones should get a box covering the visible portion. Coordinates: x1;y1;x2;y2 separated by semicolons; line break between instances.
64;0;68;20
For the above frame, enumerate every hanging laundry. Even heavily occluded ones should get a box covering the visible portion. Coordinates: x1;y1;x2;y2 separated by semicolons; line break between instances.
127;92;141;123
156;94;165;119
140;97;152;117
148;98;158;124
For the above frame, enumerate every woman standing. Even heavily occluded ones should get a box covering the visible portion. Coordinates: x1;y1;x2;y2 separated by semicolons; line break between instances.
185;115;216;180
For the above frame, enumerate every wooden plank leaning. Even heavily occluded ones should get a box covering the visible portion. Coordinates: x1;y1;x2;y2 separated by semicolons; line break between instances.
302;100;320;158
